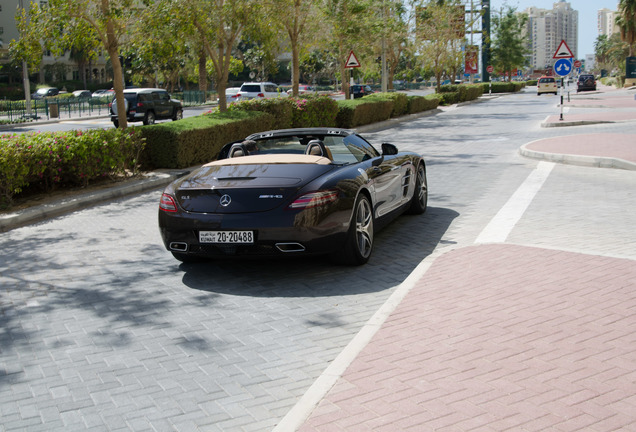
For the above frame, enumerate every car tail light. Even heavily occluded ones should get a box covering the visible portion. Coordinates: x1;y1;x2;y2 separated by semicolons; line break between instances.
159;193;178;212
258;93;265;97
289;190;338;209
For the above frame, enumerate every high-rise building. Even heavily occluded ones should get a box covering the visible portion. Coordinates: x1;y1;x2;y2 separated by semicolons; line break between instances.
598;8;620;39
523;1;578;70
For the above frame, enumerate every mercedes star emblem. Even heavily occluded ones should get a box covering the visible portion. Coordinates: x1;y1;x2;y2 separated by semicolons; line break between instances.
220;194;231;206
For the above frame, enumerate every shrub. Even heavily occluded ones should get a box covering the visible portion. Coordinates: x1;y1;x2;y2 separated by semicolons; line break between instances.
365;92;409;117
0;128;145;208
227;98;293;129
139;110;274;169
335;99;394;128
407;94;441;114
289;95;338;128
481;81;526;93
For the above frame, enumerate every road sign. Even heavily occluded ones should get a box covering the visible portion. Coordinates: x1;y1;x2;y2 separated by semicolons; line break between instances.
486;65;494;73
345;51;360;69
573;60;582;68
553;40;574;59
554;58;572;77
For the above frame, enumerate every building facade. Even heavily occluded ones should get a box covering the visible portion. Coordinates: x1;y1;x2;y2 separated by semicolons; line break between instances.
597;8;620;39
0;0;109;85
523;1;578;71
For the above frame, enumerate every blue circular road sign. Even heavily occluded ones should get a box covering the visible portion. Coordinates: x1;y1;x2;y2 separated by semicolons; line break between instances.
554;58;573;77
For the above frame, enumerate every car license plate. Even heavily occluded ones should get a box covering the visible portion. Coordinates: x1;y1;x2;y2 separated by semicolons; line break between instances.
199;231;254;244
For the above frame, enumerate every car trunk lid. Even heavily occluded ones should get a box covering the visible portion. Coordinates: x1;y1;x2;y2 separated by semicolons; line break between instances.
173;160;334;213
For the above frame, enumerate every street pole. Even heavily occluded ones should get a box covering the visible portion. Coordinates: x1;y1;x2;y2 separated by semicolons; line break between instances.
19;0;33;118
482;0;490;84
381;0;387;93
559;77;564;121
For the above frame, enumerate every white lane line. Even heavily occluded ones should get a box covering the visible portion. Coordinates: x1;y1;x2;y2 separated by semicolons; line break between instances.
475;161;555;244
275;161;555;431
272;249;444;432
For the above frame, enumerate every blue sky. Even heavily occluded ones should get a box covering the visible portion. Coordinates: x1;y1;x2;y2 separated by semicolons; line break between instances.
489;0;619;57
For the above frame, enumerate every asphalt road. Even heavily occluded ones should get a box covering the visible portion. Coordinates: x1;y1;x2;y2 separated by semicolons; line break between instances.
1;87;635;431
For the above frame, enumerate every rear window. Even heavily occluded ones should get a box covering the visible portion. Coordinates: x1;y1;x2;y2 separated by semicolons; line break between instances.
240;85;262;92
539;78;555;83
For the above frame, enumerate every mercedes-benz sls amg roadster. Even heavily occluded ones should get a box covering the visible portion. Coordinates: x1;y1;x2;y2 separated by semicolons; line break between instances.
158;128;427;265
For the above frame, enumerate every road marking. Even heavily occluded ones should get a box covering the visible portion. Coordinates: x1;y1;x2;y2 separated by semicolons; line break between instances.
273;249;445;432
475;161;555;244
274;162;555;431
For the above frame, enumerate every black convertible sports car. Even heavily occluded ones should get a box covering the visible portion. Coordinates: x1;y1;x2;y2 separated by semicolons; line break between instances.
158;128;427;265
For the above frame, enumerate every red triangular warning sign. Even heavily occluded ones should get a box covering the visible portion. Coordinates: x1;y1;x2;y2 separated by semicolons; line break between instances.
345;51;360;68
553;40;574;59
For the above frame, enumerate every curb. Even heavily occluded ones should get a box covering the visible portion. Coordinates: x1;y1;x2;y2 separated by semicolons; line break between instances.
519;141;636;171
0;170;187;233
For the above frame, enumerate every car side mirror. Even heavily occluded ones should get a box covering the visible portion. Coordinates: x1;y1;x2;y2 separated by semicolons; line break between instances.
381;143;398;156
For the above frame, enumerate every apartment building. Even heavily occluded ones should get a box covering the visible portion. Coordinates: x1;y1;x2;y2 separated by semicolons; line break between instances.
0;0;109;84
598;8;620;39
523;0;578;70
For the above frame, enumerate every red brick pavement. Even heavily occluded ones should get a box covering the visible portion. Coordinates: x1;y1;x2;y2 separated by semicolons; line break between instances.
299;244;636;431
524;133;636;165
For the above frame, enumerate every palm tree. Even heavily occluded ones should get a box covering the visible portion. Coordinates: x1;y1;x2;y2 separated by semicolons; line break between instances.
616;0;636;56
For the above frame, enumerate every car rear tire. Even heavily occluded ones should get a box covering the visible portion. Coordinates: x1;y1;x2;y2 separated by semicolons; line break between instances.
335;194;374;265
113;119;119;128
407;163;428;215
143;111;156;125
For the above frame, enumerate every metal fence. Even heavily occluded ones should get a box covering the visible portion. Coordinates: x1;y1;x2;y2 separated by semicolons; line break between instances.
0;97;112;123
1;91;213;125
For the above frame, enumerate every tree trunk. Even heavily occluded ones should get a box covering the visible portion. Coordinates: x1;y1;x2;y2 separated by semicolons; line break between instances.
103;0;126;128
198;47;207;94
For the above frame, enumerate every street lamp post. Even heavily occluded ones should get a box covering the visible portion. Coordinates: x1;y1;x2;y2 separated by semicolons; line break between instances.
19;0;33;117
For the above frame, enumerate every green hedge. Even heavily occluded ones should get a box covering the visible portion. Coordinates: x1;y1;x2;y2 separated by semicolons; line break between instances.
481;81;527;93
1;128;145;208
1;91;443;207
437;84;484;105
364;92;409;117
140;110;274;169
407;94;442;114
335;99;394;128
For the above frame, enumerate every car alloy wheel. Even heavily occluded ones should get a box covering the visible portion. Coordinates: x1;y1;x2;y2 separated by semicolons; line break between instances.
144;111;156;125
354;196;374;259
408;163;428;214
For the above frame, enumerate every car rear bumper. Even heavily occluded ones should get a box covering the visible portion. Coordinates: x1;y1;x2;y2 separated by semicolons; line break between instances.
158;208;351;258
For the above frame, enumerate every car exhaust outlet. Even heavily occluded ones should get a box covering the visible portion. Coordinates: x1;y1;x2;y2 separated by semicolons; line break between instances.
169;242;188;252
275;243;306;253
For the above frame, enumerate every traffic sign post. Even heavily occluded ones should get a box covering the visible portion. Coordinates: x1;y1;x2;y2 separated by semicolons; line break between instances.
486;65;494;95
552;40;574;121
554;58;573;121
344;51;360;99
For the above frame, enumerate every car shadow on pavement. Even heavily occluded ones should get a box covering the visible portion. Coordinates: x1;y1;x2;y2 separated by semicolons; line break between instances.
180;206;459;298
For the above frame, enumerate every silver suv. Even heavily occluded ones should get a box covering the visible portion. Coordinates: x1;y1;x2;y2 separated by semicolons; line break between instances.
237;82;288;101
110;88;183;127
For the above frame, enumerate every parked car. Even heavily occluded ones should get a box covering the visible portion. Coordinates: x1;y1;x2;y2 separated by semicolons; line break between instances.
237;82;288;101
72;90;92;99
92;89;111;98
223;87;242;104
537;76;558;95
577;74;597;92
350;84;374;99
31;87;59;99
286;84;314;95
110;88;183;127
158;127;427;266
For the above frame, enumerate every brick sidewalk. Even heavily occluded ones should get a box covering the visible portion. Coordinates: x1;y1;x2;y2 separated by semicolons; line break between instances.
298;244;636;431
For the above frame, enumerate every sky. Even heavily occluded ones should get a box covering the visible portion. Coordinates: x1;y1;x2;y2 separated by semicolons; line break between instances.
489;0;619;58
